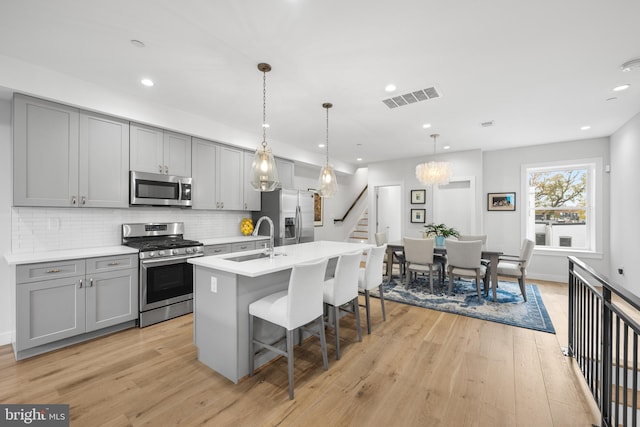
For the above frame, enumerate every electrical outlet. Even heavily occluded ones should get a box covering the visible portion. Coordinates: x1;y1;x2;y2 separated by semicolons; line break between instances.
210;277;217;293
617;267;624;275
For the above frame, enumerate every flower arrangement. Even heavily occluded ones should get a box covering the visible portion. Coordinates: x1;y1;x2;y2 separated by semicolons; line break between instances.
240;218;254;236
423;223;460;238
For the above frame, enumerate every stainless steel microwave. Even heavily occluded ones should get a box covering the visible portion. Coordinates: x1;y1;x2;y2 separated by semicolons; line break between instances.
130;171;192;207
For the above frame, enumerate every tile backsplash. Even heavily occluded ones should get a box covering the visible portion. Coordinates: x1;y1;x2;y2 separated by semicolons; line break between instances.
11;207;250;253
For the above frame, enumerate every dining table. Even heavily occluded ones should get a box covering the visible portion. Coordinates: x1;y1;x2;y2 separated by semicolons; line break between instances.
385;241;503;302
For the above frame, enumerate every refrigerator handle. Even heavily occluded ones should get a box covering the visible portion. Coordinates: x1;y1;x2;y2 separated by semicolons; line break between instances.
295;205;302;244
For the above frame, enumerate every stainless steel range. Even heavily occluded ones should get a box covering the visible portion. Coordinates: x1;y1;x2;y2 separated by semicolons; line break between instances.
122;222;203;327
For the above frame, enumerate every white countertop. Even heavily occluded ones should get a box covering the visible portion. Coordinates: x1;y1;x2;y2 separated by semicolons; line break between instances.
199;235;269;246
189;240;372;278
4;246;139;265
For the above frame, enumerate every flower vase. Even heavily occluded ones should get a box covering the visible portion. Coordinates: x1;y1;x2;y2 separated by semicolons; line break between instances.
435;236;445;247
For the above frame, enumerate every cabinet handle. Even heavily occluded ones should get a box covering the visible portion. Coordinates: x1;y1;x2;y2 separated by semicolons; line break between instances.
214;249;222;253
164;165;168;174
46;268;61;273
79;279;83;288
81;196;86;205
221;202;224;208
159;165;163;173
71;196;77;205
90;278;93;287
244;203;247;210
108;262;119;266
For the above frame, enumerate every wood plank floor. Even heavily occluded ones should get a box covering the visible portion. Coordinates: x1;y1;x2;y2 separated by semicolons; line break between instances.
0;280;601;426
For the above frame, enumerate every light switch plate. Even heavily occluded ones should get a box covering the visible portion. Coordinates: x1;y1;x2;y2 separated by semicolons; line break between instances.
210;277;217;293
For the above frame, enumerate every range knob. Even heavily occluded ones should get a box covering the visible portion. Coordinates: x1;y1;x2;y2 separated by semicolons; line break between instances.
172;249;179;255
148;252;156;258
185;248;193;254
158;250;166;257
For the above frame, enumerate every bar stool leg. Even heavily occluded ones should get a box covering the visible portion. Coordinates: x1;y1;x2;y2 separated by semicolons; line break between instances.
364;290;372;334
286;329;295;400
378;284;387;321
319;316;329;370
353;297;362;342
333;305;341;360
248;314;255;376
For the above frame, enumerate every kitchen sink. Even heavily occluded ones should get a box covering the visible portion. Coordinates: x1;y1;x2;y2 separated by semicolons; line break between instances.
225;252;286;262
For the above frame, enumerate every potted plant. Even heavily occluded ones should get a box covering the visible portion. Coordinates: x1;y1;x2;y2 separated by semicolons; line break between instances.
423;223;460;246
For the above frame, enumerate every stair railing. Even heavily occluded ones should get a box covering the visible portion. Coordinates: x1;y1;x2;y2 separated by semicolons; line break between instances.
334;185;368;224
567;256;640;427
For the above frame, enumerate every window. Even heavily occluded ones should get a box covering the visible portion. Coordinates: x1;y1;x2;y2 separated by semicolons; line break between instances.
524;161;597;252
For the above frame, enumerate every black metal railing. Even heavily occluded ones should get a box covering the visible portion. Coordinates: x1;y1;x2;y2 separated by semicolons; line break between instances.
568;256;640;427
333;185;368;224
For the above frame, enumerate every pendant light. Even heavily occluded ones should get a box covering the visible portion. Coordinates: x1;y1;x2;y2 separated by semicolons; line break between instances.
318;102;337;197
415;133;451;185
250;63;279;192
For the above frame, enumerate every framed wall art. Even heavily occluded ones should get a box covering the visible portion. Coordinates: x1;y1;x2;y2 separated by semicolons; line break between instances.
411;189;426;204
314;193;323;226
410;208;426;223
487;192;516;211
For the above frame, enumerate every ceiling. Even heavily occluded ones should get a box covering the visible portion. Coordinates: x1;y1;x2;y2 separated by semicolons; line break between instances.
1;0;640;169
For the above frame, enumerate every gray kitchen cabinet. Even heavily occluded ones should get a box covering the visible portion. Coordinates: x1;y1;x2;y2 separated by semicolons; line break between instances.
13;94;129;208
203;244;231;256
243;151;261;211
130;123;192;177
192;138;243;210
14;255;138;358
275;157;295;189
231;241;256;252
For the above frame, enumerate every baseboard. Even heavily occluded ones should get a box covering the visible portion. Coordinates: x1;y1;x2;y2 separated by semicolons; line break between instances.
0;330;12;346
527;272;568;284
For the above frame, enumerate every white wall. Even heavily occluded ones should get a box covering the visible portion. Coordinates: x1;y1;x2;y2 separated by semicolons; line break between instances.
610;112;640;294
483;137;610;282
0;98;12;345
368;149;483;242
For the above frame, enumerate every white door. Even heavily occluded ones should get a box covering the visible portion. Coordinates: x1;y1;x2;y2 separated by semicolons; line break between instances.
433;177;475;234
376;185;402;242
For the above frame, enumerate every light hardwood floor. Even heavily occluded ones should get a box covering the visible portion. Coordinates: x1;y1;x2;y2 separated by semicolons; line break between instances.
0;280;600;426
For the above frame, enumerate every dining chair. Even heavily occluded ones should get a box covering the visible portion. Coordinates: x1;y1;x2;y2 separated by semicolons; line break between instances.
494;238;535;302
458;234;487;245
358;244;386;334
248;258;329;400
375;231;405;278
403;237;440;292
445;239;487;302
323;251;363;360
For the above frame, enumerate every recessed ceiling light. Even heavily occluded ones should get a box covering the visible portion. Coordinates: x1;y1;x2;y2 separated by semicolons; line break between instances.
356;157;363;161
385;84;396;93
613;84;630;92
318;143;325;148
443;145;451;150
422;123;431;129
130;39;145;48
262;123;270;128
141;78;154;87
580;125;591;130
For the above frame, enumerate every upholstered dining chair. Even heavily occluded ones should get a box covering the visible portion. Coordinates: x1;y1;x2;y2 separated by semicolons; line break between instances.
494;238;535;302
358;244;386;334
323;250;363;360
458;234;488;245
375;231;405;278
249;258;329;400
445;239;487;302
403;237;440;292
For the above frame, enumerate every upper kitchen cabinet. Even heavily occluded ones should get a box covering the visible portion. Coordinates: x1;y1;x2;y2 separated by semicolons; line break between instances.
13;94;130;208
243;151;261;211
130;123;192;177
192;138;243;210
275;157;295;189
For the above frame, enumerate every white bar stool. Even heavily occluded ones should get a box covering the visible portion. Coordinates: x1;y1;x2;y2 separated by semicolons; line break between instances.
248;258;329;400
322;250;363;360
358;244;387;334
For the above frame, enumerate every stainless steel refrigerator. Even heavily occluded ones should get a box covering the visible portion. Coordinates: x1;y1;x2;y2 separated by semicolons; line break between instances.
253;189;315;246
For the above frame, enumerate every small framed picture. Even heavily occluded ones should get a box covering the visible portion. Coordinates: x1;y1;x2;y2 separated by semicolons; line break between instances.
410;209;426;223
488;192;516;211
314;193;323;226
411;189;426;204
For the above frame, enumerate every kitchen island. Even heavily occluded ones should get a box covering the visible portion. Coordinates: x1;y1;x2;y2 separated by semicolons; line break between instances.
188;240;371;383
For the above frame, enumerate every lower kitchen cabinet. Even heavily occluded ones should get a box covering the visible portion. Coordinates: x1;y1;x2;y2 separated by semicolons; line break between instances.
14;254;138;359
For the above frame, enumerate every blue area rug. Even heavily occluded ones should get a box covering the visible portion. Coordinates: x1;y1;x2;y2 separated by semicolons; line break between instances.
369;277;556;334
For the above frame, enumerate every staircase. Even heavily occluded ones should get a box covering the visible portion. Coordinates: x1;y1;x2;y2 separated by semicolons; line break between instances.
348;209;369;243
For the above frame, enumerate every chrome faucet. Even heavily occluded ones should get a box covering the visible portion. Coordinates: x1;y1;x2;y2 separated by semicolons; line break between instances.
252;216;275;258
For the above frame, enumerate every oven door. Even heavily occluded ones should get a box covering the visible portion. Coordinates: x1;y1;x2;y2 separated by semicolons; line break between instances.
140;254;200;312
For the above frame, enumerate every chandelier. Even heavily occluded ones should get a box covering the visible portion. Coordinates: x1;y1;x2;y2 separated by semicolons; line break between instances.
249;63;279;192
415;133;451;185
318;102;337;197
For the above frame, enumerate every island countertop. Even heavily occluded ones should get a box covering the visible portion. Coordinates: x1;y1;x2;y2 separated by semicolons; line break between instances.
188;240;372;277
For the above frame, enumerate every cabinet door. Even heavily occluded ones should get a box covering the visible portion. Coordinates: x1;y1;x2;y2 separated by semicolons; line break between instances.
203;244;231;256
130;123;164;174
231;241;256;253
191;138;217;209
275;158;295;189
164;131;192;177
243;151;261;211
13;94;80;207
85;269;138;332
15;276;86;351
79;112;130;208
217;145;243;210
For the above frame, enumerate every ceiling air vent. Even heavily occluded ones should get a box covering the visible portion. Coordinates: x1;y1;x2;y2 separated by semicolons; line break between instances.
382;86;441;109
